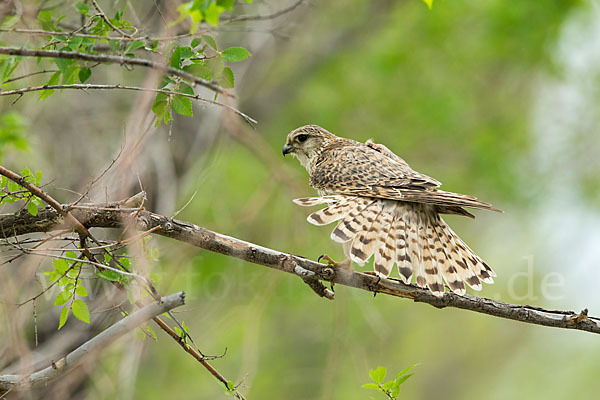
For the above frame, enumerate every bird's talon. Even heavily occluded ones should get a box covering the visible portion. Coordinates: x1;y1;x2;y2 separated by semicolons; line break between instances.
318;254;337;266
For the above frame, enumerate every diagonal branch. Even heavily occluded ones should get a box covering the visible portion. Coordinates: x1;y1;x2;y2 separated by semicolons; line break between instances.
0;292;186;393
0;47;228;95
1;193;599;335
0;168;245;399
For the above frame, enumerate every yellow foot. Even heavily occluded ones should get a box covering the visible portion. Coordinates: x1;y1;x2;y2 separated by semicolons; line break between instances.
317;254;352;270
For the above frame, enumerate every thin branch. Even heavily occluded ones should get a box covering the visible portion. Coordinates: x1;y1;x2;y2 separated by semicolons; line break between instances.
225;0;306;23
0;83;256;124
2;196;599;335
0;292;186;392
3;69;58;84
90;0;134;38
0;28;202;42
0;47;228;95
147;313;245;399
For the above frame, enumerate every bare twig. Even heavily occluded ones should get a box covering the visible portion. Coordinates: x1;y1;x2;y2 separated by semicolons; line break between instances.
0;28;204;42
225;0;306;23
0;47;228;95
0;84;256;124
2;197;599;336
0;292;186;392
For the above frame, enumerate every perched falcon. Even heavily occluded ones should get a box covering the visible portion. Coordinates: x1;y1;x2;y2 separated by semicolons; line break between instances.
282;124;500;296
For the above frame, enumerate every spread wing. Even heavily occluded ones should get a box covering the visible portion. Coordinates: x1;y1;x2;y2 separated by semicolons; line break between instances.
310;140;500;212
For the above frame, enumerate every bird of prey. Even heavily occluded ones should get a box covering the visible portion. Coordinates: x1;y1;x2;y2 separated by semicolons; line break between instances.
282;124;500;295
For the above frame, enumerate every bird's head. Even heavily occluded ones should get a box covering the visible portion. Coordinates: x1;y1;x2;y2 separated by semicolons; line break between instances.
282;125;336;170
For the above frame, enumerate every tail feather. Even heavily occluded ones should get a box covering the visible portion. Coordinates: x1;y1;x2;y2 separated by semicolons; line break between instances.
395;211;412;284
350;204;385;265
408;210;425;288
294;195;495;295
432;218;466;295
422;214;444;295
307;197;357;226
293;196;341;207
439;221;482;290
373;213;395;277
330;199;373;243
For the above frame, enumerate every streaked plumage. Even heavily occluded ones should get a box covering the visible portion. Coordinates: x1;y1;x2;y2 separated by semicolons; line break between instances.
283;125;499;295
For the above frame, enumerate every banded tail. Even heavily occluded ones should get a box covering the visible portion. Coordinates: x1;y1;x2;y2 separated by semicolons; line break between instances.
293;195;496;296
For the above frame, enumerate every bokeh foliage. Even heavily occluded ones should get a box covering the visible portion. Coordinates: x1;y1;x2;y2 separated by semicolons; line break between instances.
2;0;599;399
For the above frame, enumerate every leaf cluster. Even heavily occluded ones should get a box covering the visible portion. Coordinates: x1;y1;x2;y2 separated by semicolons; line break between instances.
362;365;417;399
0;167;43;215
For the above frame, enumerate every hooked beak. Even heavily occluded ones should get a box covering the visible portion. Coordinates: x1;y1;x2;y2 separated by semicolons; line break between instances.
282;144;293;156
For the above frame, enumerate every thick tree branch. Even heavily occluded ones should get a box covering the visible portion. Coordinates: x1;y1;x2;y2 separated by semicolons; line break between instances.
0;47;228;95
2;196;598;335
0;292;186;392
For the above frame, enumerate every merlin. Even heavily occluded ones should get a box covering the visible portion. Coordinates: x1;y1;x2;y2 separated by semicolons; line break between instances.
282;125;500;295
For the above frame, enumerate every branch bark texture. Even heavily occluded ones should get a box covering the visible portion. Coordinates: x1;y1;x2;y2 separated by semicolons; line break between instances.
0;47;226;95
2;199;598;335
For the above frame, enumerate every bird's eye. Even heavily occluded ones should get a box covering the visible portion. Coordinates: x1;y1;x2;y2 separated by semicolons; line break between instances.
297;134;308;143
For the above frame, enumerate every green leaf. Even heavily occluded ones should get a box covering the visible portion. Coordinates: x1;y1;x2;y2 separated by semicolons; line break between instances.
118;256;130;270
79;68;92;83
72;299;90;323
37;10;54;31
219;66;234;89
172;95;193;117
75;2;89;15
174;326;183;338
54;290;71;305
39;71;60;100
394;373;413;387
53;258;69;274
0;15;19;29
75;285;88;297
7;179;19;193
226;380;234;390
184;62;212;80
191;37;203;49
221;47;251;62
179;83;195;95
98;269;121;282
58;305;69;329
369;366;386;384
65;250;77;259
206;56;224;79
422;0;433;9
395;364;417;380
27;200;38;216
67;36;84;51
125;41;146;53
103;253;112;263
202;3;224;26
61;66;79;84
202;34;218;51
34;170;42;185
170;46;183;68
0;57;19;82
361;383;380;389
382;381;394;391
55;58;74;75
151;92;170;125
217;0;235;11
20;167;32;180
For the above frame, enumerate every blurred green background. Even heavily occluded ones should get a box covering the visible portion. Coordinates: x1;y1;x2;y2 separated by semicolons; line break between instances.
2;0;600;399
